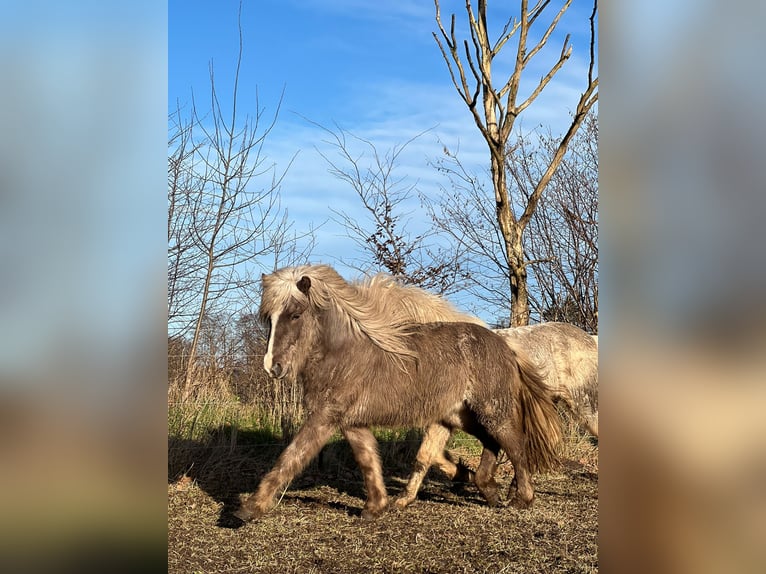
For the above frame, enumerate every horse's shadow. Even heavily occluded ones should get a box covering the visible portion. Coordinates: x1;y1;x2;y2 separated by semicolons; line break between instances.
169;425;480;528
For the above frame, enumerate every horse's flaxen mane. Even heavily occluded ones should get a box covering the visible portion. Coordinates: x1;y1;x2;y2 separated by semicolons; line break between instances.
359;273;486;327
260;265;484;361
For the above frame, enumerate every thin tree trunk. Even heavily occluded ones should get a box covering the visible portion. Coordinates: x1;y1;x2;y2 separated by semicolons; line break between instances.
491;148;528;326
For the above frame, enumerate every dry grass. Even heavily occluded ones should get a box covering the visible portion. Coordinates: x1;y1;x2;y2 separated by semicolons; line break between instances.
168;400;597;573
168;362;598;573
168;455;597;573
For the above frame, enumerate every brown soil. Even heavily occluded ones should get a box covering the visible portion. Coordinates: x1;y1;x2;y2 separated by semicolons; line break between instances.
168;440;598;573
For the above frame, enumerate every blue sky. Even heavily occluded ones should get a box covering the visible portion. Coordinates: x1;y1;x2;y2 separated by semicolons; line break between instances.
169;0;597;317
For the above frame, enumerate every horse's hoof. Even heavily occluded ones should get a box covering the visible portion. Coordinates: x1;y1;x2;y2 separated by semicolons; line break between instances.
509;495;534;509
232;508;254;522
392;496;413;510
360;505;388;520
233;501;268;522
478;482;499;507
454;461;475;483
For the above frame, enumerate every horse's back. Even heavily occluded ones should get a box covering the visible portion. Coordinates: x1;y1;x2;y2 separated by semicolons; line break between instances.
407;321;523;399
411;321;512;361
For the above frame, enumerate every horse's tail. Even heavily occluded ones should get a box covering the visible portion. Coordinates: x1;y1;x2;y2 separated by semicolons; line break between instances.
513;349;563;473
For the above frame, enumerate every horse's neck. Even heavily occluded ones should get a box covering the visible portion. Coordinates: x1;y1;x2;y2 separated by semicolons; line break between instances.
300;328;386;395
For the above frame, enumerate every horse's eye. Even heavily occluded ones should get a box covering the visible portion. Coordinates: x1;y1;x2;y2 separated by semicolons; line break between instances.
291;313;301;321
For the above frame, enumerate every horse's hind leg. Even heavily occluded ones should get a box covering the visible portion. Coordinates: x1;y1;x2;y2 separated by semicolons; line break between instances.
455;417;502;507
490;424;535;508
433;449;475;483
393;424;452;509
342;427;389;519
473;440;501;507
396;418;505;509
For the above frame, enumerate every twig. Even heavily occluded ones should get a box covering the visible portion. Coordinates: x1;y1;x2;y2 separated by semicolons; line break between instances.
275;481;292;508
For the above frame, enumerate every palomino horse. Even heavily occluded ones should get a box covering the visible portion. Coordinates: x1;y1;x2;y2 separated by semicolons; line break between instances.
234;264;561;521
394;321;598;509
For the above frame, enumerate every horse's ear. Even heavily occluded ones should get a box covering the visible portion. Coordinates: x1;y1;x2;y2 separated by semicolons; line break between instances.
297;275;311;295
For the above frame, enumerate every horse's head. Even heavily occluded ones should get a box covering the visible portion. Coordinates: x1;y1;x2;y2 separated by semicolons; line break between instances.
260;263;421;377
261;274;316;380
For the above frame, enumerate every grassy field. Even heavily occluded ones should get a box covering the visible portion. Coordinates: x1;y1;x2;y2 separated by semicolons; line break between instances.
168;392;598;573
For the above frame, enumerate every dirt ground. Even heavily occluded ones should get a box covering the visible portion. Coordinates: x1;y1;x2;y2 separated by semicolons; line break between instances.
168;437;598;573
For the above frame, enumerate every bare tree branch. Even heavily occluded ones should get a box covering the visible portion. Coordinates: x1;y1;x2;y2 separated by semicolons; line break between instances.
310;120;462;294
433;0;598;325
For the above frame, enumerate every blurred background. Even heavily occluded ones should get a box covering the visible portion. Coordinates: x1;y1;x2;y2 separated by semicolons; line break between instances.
0;1;167;571
601;1;766;572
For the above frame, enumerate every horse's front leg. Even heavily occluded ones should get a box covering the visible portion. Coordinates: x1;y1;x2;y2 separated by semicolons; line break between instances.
342;427;388;519
235;415;335;521
394;423;453;509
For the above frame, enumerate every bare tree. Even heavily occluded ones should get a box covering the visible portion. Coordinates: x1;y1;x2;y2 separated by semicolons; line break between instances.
316;124;462;294
433;0;598;325
425;112;598;329
167;6;312;395
424;146;514;320
516;111;598;331
168;106;207;337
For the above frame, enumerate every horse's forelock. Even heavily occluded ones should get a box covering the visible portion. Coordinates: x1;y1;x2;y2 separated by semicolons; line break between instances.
260;266;313;319
260;265;361;323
